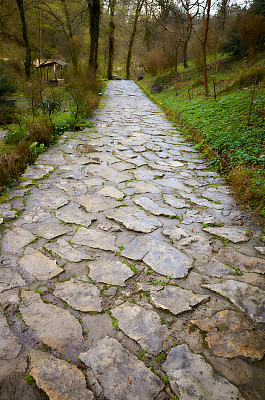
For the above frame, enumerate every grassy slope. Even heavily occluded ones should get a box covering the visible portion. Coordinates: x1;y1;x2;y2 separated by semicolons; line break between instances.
139;54;265;217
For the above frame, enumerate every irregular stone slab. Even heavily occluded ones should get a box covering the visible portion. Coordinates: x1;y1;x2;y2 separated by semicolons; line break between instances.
203;226;251;243
54;278;102;312
88;152;119;164
202;189;235;204
88;164;132;183
88;258;134;286
163;227;190;242
190;310;265;361
197;258;236;277
45;238;92;262
133;168;163;181
155;178;192;193
217;248;265;274
163;344;244;400
56;179;87;195
15;206;51;226
134;197;175;217
0;313;22;359
29;350;95;400
150;286;209;315
35;222;70;240
77;195;119;213
121;236;153;260
18;248;62;280
20;290;83;352
56;203;96;227
97;186;125;199
22;164;54;180
0;217;3;224
0;268;26;293
182;210;216;225
80;337;164;400
84;177;104;188
106;206;162;233
203;280;265;323
1;227;36;254
0;203;17;219
126;181;161;194
255;246;265;255
97;221;122;232
111;302;169;354
163;195;188;208
39;190;69;210
112;161;135;171
72;227;118;252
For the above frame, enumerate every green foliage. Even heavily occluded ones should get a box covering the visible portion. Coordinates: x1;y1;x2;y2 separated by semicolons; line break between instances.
161;375;169;384
137;349;147;359
0;67;15;124
5;123;26;144
112;317;119;330
152;279;167;286
24;373;34;383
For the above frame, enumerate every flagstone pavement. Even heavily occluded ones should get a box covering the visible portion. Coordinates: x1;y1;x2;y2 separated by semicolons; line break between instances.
0;81;264;400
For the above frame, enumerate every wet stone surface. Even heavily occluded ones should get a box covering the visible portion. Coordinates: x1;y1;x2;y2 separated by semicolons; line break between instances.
0;80;264;400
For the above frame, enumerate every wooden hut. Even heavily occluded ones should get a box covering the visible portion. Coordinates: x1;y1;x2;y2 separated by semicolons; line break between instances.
37;60;68;86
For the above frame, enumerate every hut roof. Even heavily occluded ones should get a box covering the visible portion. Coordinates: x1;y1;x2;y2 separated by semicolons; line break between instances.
37;59;68;68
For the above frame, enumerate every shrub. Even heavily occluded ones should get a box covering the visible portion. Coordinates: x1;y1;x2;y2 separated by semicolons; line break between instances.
0;68;16;124
26;115;53;146
145;48;168;75
5;123;27;144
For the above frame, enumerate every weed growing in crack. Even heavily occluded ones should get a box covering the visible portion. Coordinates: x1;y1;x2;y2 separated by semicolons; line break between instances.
112;317;119;330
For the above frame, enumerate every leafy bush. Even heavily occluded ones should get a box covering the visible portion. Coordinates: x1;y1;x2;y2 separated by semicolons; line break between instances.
26;115;53;146
5;123;27;144
0;68;15;124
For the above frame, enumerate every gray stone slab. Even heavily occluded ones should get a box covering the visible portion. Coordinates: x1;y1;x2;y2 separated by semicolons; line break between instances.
150;286;209;315
38;190;69;210
182;210;216;225
80;336;164;400
55;179;87;195
54;278;102;312
45;238;92;262
203;280;265;323
0;203;17;219
18;248;63;280
97;186;125;199
72;227;118;252
0;313;22;359
197;258;236;277
134;197;175;217
29;350;95;400
34;222;71;239
163;344;244;400
106;206;162;233
203;226;251;243
55;203;96;227
111;302;169;354
155;178;192;193
126;181;161;194
162;227;190;241
1;227;36;254
0;268;26;293
0;217;3;224
88;258;134;286
163;195;188;208
77;195;119;213
22;164;54;180
20;290;83;352
121;236;153;260
217;248;265;274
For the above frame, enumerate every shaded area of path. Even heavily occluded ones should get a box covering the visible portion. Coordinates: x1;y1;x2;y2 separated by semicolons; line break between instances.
0;81;264;400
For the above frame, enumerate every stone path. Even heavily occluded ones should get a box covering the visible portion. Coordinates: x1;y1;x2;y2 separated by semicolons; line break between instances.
0;81;264;400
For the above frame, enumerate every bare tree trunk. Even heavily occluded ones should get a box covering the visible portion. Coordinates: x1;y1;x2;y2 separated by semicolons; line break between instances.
126;0;144;80
107;0;116;80
88;0;101;78
202;0;211;96
183;22;192;68
60;0;79;73
15;0;33;79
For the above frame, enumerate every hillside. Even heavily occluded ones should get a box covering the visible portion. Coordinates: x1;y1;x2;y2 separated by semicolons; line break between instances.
139;54;265;217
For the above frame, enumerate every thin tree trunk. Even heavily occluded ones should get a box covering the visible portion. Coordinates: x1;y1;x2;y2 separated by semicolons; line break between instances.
60;0;79;73
126;0;144;80
16;0;33;79
202;0;211;96
88;0;101;78
107;0;116;80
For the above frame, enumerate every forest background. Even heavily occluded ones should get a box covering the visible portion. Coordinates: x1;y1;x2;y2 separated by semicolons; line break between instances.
0;0;264;216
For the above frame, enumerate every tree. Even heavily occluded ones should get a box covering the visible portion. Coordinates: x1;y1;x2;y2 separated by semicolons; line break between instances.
126;0;145;79
87;0;101;78
15;0;33;78
107;0;117;79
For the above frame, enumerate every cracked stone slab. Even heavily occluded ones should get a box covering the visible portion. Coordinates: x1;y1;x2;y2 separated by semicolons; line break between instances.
97;186;125;199
39;190;69;210
0;203;17;219
197;258;236;277
126;181;161;194
203;280;265;323
18;248;63;281
121;236;193;278
88;258;134;286
45;238;92;262
106;206;162;233
22;164;54;180
1;227;36;254
55;179;87;195
111;302;169;354
0;268;26;293
162;227;190;241
34;221;71;240
202;226;252;243
20;290;83;352
217;247;265;274
182;210;216;225
29;350;95;400
72;227;118;252
55;203;96;227
163;344;244;400
54;278;102;312
155;178;192;193
134;197;175;217
0;313;22;359
77;195;119;213
190;310;265;361
150;286;209;315
163;195;188;208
